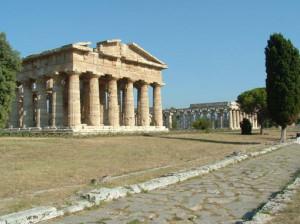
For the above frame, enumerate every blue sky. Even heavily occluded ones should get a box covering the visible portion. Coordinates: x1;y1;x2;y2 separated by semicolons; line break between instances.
1;0;300;108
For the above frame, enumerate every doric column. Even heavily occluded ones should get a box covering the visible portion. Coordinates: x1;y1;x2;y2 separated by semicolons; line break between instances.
153;83;163;127
51;76;64;127
220;111;224;129
23;80;33;128
124;79;135;126
108;77;119;127
254;115;258;129
35;79;48;128
229;110;234;130
140;82;150;126
168;112;173;129
67;72;81;127
236;110;240;129
88;75;100;126
99;81;106;125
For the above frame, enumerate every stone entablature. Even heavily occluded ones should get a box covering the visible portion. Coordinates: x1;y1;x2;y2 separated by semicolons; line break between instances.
9;40;168;132
163;101;259;130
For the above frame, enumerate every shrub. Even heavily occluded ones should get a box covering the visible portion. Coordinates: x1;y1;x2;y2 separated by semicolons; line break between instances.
240;118;252;135
192;118;210;131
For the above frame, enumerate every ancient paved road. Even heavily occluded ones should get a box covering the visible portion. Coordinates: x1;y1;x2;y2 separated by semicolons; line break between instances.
47;144;300;224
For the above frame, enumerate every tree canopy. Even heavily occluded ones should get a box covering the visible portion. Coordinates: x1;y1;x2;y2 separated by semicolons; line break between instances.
265;33;300;142
237;87;267;134
0;32;21;128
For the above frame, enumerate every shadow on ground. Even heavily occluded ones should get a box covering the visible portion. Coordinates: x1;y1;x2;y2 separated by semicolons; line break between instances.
146;135;260;145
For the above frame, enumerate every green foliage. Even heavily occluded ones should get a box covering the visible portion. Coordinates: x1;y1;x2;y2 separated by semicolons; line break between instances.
240;118;252;135
237;87;268;134
0;33;21;128
265;33;300;129
192;118;210;131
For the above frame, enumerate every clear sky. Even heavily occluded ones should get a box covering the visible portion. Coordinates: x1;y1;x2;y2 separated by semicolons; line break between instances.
1;0;300;108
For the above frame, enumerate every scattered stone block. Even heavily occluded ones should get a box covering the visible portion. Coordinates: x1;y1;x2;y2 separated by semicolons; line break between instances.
85;187;129;204
138;175;179;191
0;206;63;224
63;200;94;214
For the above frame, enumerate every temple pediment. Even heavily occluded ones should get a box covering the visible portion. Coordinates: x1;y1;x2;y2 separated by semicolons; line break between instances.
96;39;167;69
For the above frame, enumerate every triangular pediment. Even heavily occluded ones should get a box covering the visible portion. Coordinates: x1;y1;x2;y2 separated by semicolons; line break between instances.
125;43;167;67
96;40;167;69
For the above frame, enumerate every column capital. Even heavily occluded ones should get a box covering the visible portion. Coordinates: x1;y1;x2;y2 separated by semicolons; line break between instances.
65;70;82;76
151;82;163;87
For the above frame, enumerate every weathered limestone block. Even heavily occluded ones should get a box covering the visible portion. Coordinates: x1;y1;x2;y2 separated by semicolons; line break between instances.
124;79;135;126
108;78;119;127
85;187;129;204
22;81;33;128
63;200;94;214
153;84;163;126
67;73;81;127
137;175;179;191
0;206;63;224
88;76;100;126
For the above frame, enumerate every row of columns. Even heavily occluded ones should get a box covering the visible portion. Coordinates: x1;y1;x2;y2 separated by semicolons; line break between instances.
163;109;259;130
229;109;258;130
12;72;163;129
164;109;229;129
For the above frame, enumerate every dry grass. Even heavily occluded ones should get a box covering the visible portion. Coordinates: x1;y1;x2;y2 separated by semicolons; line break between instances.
0;128;298;215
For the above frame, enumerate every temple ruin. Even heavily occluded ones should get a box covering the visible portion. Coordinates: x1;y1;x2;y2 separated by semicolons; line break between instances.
163;101;259;130
9;40;168;134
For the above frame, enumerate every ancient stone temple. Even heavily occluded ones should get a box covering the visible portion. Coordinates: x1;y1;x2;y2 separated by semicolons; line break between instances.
163;101;259;130
9;40;168;134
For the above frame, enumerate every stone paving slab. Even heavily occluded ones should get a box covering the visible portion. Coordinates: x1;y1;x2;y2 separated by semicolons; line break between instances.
44;144;300;224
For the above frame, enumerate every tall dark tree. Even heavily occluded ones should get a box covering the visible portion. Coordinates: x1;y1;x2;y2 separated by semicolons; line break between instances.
0;33;21;128
265;33;300;142
237;88;267;135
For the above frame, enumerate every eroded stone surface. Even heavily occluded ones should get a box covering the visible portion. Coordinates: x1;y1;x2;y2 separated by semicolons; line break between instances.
45;144;300;224
0;206;62;224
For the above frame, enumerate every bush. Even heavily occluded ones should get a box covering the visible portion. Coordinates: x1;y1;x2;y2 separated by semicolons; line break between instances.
192;118;210;131
240;118;252;135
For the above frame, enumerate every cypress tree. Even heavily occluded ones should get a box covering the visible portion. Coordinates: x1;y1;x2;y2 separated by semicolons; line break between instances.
265;33;300;142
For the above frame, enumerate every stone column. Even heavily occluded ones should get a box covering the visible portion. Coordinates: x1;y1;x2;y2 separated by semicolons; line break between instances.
137;87;141;125
211;111;215;129
124;79;135;126
220;111;224;129
254;115;258;129
99;82;106;125
153;83;163;127
168;112;173;129
67;72;81;127
35;79;48;128
23;80;33;128
236;110;241;129
51;76;64;127
229;110;234;130
108;77;119;127
140;82;150;126
88;75;100;126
